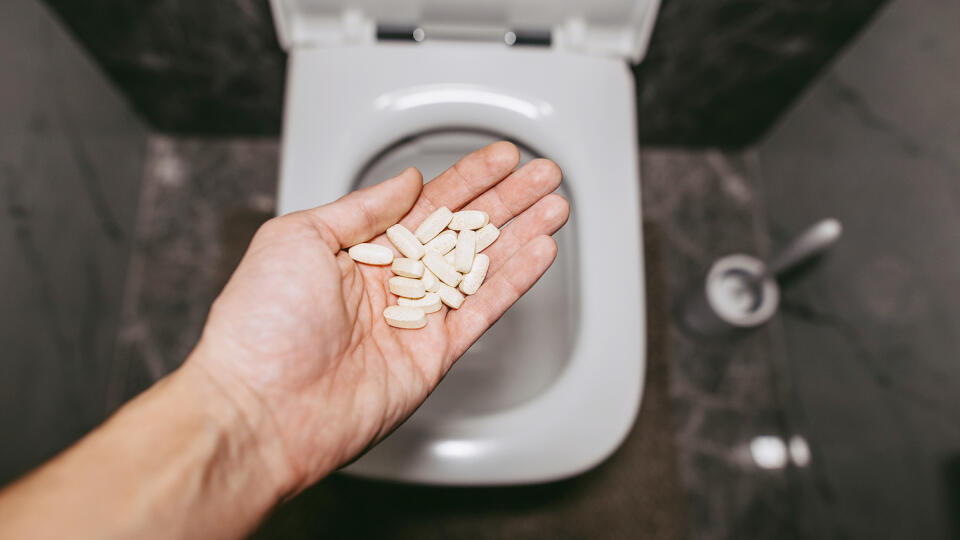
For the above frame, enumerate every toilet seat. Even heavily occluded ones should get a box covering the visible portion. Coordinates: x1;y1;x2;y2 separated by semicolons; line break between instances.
270;0;657;484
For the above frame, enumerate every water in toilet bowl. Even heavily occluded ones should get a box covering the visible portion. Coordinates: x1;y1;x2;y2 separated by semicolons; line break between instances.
355;130;579;418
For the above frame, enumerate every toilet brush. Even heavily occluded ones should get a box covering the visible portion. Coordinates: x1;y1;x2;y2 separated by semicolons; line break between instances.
682;218;843;337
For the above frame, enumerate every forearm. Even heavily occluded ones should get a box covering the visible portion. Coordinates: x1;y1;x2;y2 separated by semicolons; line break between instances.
0;360;293;540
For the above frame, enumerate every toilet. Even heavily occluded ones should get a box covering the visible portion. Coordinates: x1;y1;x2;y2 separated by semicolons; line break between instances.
268;0;658;485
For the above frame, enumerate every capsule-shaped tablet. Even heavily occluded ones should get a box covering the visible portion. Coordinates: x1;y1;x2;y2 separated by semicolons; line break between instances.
389;276;425;299
383;305;427;329
436;283;465;309
448;210;489;231
398;292;442;313
423;251;462;287
458;253;489;295
475;223;500;252
414;206;453;244
454;230;476;273
347;243;393;265
391;258;424;278
425;230;457;255
421;267;440;292
386;224;425;260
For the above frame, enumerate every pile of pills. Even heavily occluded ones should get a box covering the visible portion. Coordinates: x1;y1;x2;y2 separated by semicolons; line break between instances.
346;207;500;329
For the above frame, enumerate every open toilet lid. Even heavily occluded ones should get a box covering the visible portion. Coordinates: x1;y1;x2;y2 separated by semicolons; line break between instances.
269;0;661;62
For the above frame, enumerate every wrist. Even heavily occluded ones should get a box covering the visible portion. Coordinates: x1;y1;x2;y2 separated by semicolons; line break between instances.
173;354;300;502
0;350;302;540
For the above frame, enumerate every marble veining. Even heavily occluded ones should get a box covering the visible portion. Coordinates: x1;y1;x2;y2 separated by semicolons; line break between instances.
642;150;815;539
109;136;279;406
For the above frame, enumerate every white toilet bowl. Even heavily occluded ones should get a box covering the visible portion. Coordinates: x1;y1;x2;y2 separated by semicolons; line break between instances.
269;0;658;485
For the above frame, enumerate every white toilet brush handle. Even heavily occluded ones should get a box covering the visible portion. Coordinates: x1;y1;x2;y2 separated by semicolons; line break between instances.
766;218;843;278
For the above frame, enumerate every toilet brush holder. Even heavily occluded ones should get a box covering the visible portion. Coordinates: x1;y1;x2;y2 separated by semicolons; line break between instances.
681;218;842;337
682;254;780;337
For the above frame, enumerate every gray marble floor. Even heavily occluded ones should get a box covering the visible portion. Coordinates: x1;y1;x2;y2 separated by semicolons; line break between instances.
643;150;816;540
108;137;279;408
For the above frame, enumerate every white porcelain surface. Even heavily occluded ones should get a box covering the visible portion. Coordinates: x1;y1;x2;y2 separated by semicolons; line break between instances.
277;44;645;484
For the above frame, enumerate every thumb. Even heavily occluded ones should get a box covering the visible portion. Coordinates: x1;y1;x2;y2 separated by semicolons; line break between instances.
303;167;423;249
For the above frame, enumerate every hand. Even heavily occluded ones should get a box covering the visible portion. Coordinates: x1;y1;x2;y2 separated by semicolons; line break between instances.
188;142;569;494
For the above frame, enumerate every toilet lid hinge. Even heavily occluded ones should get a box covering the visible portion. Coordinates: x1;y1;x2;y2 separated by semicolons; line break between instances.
270;0;663;62
377;22;551;48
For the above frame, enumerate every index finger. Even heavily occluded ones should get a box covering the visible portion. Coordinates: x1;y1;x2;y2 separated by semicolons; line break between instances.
396;141;520;231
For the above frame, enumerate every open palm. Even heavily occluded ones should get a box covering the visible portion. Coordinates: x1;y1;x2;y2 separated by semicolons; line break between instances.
188;142;569;493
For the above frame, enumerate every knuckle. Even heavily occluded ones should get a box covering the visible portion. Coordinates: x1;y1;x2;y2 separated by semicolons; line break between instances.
529;158;563;182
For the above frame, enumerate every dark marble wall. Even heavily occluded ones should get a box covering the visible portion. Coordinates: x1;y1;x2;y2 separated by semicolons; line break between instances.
0;0;149;483
40;0;286;136
758;0;960;537
637;0;886;146
40;0;885;146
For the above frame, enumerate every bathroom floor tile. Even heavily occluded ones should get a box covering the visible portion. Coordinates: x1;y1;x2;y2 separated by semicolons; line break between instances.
641;149;814;540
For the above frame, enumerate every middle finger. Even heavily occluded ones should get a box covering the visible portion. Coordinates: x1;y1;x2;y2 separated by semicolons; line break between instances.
459;158;563;227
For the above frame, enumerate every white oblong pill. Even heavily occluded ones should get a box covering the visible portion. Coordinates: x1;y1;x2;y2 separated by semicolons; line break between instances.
423;251;462;287
454;229;476;273
421;267;440;292
425;230;457;255
386;224;425;260
448;210;489;231
475;223;500;252
398;292;442;313
436;282;465;309
458;253;489;295
347;243;394;265
383;305;427;329
414;206;453;244
391;258;424;278
389;276;426;299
